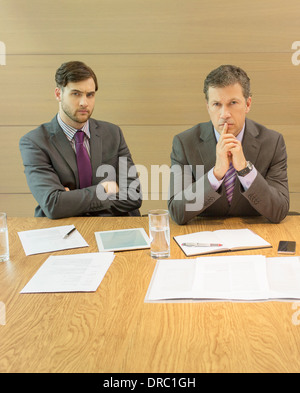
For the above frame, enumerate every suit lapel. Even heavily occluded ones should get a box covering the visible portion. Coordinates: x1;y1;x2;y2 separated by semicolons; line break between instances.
89;119;102;184
241;118;261;165
49;116;79;186
197;121;217;172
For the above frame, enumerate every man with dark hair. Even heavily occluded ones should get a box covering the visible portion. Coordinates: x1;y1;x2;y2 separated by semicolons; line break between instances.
55;61;99;91
168;65;289;224
19;61;142;218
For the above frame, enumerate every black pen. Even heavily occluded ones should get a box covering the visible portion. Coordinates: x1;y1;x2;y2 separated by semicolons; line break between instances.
63;227;76;239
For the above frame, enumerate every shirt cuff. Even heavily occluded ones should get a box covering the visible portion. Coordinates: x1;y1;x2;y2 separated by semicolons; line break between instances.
208;166;258;192
237;166;257;191
208;167;224;191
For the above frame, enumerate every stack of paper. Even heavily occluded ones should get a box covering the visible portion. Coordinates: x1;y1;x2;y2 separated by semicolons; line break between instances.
145;255;300;302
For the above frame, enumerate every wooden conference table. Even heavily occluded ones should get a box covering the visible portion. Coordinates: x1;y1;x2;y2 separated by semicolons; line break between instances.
1;214;300;373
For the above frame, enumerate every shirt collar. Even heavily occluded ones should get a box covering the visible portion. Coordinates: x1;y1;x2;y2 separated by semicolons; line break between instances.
213;123;245;142
57;113;90;142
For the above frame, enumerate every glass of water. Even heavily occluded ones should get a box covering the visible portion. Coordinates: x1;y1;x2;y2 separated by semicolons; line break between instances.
0;213;9;262
148;209;170;259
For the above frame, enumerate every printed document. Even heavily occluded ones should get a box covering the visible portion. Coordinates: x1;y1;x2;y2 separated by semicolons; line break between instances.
18;225;88;255
145;255;300;302
20;252;115;293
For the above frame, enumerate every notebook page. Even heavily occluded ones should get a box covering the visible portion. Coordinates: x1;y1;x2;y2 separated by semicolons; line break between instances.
214;229;270;250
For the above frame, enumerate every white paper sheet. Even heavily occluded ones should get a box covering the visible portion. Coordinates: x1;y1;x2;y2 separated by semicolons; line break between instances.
146;259;197;300
267;257;300;299
146;255;269;302
193;255;269;300
18;225;88;255
20;252;115;293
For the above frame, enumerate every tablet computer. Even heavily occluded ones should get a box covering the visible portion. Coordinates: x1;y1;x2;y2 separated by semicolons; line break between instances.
95;228;150;252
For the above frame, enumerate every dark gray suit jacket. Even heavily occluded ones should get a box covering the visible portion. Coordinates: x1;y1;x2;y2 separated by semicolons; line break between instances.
19;116;142;218
168;119;289;224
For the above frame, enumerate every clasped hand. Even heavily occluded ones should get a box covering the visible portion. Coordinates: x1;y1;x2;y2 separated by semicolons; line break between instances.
213;123;247;181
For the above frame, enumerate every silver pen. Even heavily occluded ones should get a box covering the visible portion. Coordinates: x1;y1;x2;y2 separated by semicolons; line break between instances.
181;242;223;247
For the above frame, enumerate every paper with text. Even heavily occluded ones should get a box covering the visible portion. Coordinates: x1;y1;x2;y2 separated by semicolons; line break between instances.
18;225;88;255
20;252;115;293
146;255;269;301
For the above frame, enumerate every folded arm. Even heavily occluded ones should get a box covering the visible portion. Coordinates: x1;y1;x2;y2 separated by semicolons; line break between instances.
19;131;142;219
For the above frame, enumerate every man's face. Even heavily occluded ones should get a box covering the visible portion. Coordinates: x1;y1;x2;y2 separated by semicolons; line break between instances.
55;77;96;128
206;83;252;137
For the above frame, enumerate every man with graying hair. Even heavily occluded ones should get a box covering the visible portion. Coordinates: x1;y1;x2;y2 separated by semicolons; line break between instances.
19;61;142;218
168;64;289;224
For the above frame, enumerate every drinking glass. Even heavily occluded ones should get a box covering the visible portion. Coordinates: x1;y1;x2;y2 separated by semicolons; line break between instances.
148;209;170;259
0;213;9;262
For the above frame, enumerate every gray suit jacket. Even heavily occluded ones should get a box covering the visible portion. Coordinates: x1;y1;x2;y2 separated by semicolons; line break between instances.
19;116;142;218
168;118;289;224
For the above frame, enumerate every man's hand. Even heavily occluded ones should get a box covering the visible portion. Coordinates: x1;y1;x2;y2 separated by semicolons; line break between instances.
230;139;247;172
214;123;233;180
101;181;119;194
214;123;247;180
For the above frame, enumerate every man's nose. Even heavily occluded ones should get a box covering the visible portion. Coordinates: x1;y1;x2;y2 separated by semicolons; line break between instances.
220;106;231;119
79;96;88;107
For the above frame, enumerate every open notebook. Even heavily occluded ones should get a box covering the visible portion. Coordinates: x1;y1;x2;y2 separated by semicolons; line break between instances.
174;228;271;256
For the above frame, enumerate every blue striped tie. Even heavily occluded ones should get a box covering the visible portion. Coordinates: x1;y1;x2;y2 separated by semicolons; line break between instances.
224;163;236;204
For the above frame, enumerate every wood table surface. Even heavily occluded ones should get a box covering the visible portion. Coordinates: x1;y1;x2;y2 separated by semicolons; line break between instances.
1;215;300;373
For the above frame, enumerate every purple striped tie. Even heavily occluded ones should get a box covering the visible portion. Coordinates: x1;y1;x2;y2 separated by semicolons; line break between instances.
74;130;92;189
224;163;236;204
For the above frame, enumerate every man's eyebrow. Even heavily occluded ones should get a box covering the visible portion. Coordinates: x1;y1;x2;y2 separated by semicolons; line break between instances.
70;89;95;94
210;97;242;103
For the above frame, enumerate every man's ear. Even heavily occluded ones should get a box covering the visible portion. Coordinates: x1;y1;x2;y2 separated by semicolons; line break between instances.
245;96;252;114
55;87;62;102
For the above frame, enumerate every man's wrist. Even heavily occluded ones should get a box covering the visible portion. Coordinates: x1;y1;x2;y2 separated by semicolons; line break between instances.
213;167;226;181
235;160;247;172
237;161;253;177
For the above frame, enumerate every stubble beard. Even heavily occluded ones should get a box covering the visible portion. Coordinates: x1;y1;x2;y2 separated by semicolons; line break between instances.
61;101;93;127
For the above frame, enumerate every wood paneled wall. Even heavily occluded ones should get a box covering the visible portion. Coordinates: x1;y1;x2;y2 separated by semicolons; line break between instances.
1;0;300;217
